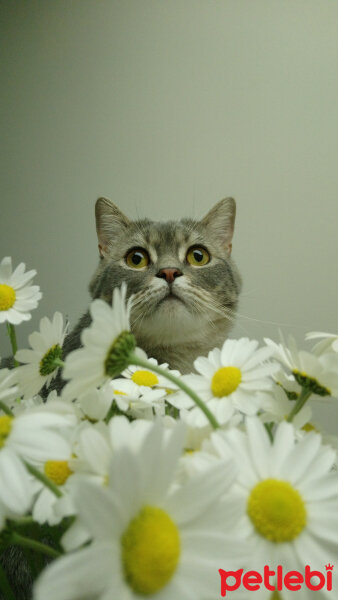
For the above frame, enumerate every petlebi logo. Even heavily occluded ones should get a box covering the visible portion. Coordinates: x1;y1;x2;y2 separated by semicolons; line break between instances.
219;564;334;596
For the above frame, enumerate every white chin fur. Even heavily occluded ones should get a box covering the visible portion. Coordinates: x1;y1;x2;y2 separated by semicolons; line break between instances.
132;301;211;345
130;278;228;346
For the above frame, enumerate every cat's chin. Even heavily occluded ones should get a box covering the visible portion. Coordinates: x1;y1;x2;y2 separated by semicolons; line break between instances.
132;300;205;346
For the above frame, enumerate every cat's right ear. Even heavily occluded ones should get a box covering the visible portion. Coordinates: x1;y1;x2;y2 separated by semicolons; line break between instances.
95;197;130;258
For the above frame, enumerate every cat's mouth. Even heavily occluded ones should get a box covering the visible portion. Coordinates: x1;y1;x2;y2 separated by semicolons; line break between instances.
158;289;186;306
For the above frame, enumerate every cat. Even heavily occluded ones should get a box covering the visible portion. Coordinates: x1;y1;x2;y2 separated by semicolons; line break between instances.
0;196;242;600
60;195;242;376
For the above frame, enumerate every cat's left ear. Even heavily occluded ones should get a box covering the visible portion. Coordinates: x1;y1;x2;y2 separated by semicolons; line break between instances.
201;197;236;254
95;197;130;258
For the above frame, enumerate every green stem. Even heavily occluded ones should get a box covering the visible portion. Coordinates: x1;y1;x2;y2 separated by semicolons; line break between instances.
25;462;63;498
53;358;65;368
104;401;125;424
6;323;19;367
0;564;16;600
128;354;220;430
104;403;116;424
286;387;312;422
0;401;14;416
10;532;61;559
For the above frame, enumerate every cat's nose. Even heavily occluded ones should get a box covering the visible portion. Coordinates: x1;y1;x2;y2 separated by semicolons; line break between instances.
156;268;183;283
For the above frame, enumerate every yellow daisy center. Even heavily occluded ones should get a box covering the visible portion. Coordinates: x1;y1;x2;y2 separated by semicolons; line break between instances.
0;284;16;311
132;370;159;387
0;416;13;448
211;366;242;397
247;479;307;542
121;505;180;595
302;422;317;433
44;460;73;485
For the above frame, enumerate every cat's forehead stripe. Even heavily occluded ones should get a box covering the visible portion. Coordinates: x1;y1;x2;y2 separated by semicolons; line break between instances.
132;220;205;251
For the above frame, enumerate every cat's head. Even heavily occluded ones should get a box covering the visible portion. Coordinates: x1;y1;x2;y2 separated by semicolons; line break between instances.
89;197;242;348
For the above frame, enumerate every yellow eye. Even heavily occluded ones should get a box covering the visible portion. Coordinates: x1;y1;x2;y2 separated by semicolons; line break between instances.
126;248;150;269
186;246;210;266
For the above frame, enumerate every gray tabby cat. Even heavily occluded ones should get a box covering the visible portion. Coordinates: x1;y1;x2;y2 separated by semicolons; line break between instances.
0;197;241;600
61;196;242;375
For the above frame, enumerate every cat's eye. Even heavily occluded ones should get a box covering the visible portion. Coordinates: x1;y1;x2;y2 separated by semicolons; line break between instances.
125;247;150;269
186;246;210;267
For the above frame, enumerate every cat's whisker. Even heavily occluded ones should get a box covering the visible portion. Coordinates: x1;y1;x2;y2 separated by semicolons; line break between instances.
184;291;236;332
131;298;152;321
187;294;225;322
130;297;147;311
186;295;215;325
236;288;261;298
193;291;236;322
195;294;250;333
202;299;286;333
131;303;150;332
226;309;293;328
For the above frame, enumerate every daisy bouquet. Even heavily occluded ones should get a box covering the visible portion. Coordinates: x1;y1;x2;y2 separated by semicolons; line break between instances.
0;255;338;600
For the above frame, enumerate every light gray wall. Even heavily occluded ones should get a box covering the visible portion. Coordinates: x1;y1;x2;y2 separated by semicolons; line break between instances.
1;1;337;427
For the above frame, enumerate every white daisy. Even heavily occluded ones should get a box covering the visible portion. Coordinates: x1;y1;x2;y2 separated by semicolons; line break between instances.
109;377;167;419
76;384;114;421
9;401;80;525
0;256;42;324
176;412;243;483
265;334;338;397
0;401;77;465
259;385;312;430
34;421;245;600
32;416;99;527
15;312;67;399
31;421;110;532
62;284;135;401
122;357;181;392
0;402;75;529
306;331;338;355
167;338;278;426
115;355;182;418
221;417;338;585
32;442;74;526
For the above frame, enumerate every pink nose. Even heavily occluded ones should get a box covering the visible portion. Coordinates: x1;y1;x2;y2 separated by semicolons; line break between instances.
157;268;182;283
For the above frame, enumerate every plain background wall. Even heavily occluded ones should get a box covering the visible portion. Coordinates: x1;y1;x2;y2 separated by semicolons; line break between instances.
1;1;337;429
